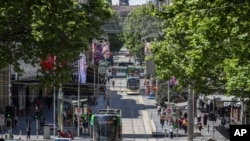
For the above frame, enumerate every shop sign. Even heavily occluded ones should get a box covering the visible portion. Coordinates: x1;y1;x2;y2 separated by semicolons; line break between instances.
223;101;241;108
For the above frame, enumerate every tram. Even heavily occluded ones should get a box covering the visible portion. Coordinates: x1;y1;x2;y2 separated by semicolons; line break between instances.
126;76;140;95
109;66;127;78
127;65;145;78
90;109;122;141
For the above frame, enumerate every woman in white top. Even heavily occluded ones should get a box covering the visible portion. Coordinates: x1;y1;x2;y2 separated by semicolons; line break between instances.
169;123;174;140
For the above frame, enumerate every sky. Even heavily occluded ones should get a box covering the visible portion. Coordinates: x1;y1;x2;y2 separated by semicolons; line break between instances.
130;0;147;5
112;0;147;5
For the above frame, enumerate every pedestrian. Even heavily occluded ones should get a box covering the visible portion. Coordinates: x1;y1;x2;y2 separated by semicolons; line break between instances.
203;114;208;126
197;122;202;132
112;80;115;88
160;114;166;128
74;115;78;129
83;119;89;134
26;127;31;141
169;123;174;140
14;116;18;128
213;114;217;124
107;98;110;107
178;117;183;129
182;119;188;134
221;117;226;127
197;114;201;123
157;105;161;116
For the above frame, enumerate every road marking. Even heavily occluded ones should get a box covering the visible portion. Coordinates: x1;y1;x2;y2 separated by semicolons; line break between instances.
141;110;152;134
137;95;144;104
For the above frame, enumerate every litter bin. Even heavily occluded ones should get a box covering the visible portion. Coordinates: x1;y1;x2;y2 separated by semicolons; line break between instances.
43;125;51;139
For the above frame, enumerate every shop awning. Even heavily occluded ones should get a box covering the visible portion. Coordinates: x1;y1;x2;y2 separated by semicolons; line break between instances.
175;101;188;108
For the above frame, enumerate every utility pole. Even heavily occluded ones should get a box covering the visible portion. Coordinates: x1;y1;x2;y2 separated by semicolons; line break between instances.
188;85;194;141
77;58;80;137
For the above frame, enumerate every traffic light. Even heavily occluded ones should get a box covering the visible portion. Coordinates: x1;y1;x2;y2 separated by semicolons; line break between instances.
5;106;15;118
33;109;42;119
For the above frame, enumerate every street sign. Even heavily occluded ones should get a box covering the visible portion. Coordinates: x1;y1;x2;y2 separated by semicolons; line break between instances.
98;60;108;74
75;107;82;116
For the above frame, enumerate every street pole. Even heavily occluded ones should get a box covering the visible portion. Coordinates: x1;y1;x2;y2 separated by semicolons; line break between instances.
53;56;56;137
53;86;56;137
167;81;170;104
77;59;80;137
94;67;96;96
188;84;194;141
8;65;12;106
213;96;215;139
36;106;38;140
8;65;12;136
98;71;99;96
58;84;63;132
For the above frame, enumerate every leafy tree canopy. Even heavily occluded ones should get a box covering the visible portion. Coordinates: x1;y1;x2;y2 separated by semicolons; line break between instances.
0;0;114;88
150;0;250;100
122;4;164;58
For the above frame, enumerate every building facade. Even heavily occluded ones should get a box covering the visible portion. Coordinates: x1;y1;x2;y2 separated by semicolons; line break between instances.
119;0;129;5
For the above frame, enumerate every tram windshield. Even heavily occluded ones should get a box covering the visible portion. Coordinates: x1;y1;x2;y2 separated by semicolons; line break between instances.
93;116;119;141
127;78;140;89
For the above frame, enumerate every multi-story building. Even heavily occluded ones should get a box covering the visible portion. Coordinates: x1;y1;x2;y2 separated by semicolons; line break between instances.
119;0;129;5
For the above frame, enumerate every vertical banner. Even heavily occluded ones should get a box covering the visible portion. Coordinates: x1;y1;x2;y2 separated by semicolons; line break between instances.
169;76;176;86
79;54;86;83
92;43;103;66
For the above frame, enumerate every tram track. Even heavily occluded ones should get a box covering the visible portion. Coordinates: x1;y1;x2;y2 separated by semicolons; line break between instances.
110;77;154;141
122;94;151;141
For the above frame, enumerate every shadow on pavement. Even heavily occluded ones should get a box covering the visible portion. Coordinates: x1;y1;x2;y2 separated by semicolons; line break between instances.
214;126;229;139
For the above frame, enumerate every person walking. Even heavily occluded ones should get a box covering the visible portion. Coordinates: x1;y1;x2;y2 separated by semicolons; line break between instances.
160;114;166;128
112;79;115;89
157;105;161;116
14;116;18;129
182;119;188;134
197;122;202;132
169;123;174;140
26;127;31;141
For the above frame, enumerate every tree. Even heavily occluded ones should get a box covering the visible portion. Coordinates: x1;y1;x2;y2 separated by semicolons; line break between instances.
122;4;164;58
150;0;250;123
0;0;114;88
150;0;250;99
0;0;34;71
105;12;124;52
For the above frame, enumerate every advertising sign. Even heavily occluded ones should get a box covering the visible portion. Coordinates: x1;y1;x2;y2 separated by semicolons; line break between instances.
79;54;86;83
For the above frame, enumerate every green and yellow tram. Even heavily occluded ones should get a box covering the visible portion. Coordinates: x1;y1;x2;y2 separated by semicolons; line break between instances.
90;109;122;141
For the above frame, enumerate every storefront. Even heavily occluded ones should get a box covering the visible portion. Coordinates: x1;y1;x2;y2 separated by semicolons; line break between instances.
203;95;242;124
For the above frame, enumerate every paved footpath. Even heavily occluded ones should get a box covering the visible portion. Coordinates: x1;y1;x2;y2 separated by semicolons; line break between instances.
142;93;230;141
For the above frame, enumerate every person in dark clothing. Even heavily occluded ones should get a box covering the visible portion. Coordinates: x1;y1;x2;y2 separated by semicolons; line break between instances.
203;114;208;126
74;115;78;129
82;119;89;133
26;127;31;141
197;122;202;132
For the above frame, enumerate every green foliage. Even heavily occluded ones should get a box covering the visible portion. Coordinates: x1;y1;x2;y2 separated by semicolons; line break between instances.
105;12;124;52
150;0;250;100
0;0;114;88
122;4;164;58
